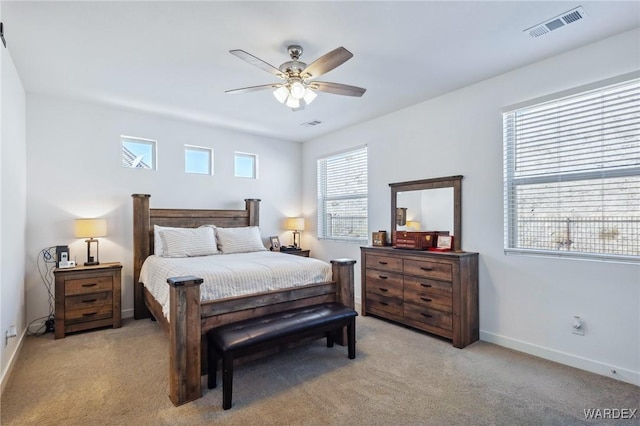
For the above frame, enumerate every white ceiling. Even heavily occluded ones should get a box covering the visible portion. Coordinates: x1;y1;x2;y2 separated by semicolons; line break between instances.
3;1;639;142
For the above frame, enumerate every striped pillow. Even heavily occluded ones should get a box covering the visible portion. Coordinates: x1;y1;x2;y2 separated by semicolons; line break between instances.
215;226;267;254
159;227;218;258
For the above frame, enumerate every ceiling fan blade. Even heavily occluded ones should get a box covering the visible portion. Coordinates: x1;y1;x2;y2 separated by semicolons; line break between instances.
229;49;284;78
301;47;353;79
311;81;366;97
225;83;282;94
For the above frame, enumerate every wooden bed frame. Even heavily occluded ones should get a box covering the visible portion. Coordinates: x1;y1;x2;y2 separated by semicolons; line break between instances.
131;194;355;406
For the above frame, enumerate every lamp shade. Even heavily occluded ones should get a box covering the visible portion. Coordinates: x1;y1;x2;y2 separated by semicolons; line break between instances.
284;217;305;231
75;218;107;238
406;220;421;231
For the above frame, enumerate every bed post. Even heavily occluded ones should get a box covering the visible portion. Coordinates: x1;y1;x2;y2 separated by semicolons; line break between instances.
330;259;356;345
245;198;260;226
168;276;203;406
132;194;151;319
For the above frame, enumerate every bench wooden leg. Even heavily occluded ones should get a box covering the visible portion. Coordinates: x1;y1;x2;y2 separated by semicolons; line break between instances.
222;352;234;410
347;319;356;359
326;330;335;348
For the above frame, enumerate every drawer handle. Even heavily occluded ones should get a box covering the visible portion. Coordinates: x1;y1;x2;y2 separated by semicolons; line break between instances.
379;288;389;292
379;301;389;306
420;283;432;288
82;312;97;317
82;299;98;303
378;275;388;280
378;261;388;265
420;297;432;302
420;313;433;318
420;267;434;271
82;283;97;288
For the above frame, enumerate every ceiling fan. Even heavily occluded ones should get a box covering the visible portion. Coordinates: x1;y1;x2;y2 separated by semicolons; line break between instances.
225;45;366;111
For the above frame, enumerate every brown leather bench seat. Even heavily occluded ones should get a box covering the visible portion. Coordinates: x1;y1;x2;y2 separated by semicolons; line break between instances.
207;302;358;409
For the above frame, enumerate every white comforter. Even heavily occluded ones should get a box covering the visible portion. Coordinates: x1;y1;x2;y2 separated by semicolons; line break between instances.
139;251;333;320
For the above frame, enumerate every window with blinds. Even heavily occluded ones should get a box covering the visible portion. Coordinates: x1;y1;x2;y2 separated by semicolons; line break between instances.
317;146;368;242
503;76;639;261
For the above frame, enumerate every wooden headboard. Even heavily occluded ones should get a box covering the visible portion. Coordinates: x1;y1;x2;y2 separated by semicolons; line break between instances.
131;194;261;319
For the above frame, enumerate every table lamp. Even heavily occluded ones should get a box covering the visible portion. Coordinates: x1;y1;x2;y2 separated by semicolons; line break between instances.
75;218;107;266
284;217;305;248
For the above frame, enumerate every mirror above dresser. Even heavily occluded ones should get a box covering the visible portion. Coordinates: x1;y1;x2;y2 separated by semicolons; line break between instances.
390;175;462;252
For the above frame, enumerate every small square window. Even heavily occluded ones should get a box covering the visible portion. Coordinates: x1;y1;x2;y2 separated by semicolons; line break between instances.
185;145;213;175
234;152;257;179
122;136;156;170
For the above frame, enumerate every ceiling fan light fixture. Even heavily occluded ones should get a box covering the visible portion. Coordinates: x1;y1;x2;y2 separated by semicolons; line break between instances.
303;88;317;105
273;86;289;103
285;96;300;109
289;81;306;99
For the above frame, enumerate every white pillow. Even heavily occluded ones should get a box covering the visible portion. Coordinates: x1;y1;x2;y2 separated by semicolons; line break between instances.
215;226;267;254
154;225;189;256
159;227;218;258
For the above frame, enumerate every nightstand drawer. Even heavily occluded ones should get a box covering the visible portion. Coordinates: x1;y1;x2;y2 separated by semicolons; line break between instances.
66;304;113;325
65;276;113;296
65;291;112;311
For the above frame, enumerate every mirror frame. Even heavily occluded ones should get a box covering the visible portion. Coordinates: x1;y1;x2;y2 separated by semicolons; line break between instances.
390;175;463;252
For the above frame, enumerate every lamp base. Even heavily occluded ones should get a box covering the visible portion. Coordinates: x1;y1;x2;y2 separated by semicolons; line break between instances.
84;261;100;266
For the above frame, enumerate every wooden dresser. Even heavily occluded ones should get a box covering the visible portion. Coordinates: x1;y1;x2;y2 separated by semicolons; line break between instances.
360;246;478;348
54;262;122;339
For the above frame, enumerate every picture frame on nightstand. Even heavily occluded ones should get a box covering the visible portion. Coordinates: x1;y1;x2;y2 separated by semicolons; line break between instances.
269;236;280;251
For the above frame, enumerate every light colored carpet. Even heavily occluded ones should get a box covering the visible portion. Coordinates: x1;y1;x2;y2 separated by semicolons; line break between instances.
1;314;638;425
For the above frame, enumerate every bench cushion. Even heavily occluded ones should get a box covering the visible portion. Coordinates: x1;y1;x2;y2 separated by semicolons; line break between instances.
208;303;357;353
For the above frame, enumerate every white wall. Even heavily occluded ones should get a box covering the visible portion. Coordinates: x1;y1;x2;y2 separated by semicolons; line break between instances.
25;95;302;324
303;29;640;385
0;11;27;390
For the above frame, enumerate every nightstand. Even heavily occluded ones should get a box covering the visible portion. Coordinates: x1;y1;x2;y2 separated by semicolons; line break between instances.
281;249;310;257
54;262;122;339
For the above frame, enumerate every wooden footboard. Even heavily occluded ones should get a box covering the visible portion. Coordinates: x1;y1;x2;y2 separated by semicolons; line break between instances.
163;259;354;406
132;194;355;406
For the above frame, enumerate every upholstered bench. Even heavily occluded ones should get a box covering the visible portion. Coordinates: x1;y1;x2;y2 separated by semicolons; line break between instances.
207;302;357;410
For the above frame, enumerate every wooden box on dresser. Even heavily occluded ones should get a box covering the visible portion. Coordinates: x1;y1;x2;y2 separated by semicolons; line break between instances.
360;246;478;348
54;262;122;339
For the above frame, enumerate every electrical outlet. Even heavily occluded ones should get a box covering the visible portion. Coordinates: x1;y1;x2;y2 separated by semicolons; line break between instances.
572;316;584;335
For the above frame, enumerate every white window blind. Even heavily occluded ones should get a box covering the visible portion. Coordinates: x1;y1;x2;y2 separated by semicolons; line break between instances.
317;146;368;242
503;77;640;261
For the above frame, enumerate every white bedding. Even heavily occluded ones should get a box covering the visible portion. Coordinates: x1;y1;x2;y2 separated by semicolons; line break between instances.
139;251;333;320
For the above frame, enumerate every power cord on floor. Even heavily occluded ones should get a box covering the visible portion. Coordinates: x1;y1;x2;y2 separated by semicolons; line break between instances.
28;246;57;336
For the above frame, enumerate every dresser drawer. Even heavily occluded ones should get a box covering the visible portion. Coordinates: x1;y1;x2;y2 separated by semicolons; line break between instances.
404;259;452;282
65;276;113;296
366;293;403;316
65;291;112;311
365;255;403;273
65;304;113;325
404;287;451;313
404;276;452;297
404;303;452;331
366;276;403;299
365;269;403;290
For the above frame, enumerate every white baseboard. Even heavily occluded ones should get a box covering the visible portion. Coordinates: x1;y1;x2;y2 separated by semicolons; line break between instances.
122;308;134;319
1;328;27;395
480;330;640;386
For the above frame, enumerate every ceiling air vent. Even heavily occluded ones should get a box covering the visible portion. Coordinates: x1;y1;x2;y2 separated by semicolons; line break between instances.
300;120;323;128
524;6;587;38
